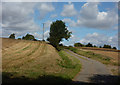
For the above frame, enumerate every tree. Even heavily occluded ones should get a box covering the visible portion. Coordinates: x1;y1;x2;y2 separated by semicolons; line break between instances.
47;20;72;49
86;43;93;47
18;38;21;40
93;45;97;47
74;43;84;47
103;44;111;49
112;47;117;50
22;34;35;40
9;33;15;39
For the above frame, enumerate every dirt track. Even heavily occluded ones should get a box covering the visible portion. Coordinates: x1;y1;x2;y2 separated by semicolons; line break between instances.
65;50;119;84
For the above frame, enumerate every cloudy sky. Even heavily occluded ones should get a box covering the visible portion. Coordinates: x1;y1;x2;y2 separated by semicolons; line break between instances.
1;2;119;48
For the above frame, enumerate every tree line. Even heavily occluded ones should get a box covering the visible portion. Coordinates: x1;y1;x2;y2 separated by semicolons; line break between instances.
74;42;117;50
9;33;37;41
8;20;117;50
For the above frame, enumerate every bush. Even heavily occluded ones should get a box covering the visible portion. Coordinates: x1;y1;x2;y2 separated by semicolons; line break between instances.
103;44;111;49
86;43;93;47
9;33;15;39
22;34;35;40
112;47;117;50
74;43;84;47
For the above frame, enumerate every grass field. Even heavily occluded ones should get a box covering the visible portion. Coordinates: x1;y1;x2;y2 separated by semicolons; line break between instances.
2;38;81;84
79;47;119;61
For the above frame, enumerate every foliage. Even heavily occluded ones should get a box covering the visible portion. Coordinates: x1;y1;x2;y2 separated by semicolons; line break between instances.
103;44;111;49
18;38;21;40
47;20;72;50
86;43;93;47
9;33;15;39
93;45;97;47
112;47;117;49
74;43;84;47
22;34;35;40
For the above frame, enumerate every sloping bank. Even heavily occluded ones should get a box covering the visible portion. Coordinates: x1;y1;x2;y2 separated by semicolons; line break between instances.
2;38;81;85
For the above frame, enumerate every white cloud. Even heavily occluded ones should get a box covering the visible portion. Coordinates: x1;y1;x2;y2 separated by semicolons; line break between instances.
63;18;77;27
62;2;117;29
80;32;118;48
2;2;54;38
32;30;49;40
79;2;118;29
50;14;57;18
44;20;52;28
37;3;55;19
61;3;77;17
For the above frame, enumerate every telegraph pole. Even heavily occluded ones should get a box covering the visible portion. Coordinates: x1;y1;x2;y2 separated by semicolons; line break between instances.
42;23;45;41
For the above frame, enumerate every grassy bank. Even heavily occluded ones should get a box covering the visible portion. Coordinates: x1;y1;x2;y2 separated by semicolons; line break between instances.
2;38;82;84
57;50;82;79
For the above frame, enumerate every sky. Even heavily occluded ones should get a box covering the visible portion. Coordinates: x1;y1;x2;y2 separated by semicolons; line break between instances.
0;2;119;48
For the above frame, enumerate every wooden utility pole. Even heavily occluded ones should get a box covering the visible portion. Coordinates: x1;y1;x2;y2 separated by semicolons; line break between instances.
42;23;45;41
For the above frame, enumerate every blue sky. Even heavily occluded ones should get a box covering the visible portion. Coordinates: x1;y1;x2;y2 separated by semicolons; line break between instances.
1;2;118;48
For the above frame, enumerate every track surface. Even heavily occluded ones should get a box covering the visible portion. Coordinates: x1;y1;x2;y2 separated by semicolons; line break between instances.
65;50;118;84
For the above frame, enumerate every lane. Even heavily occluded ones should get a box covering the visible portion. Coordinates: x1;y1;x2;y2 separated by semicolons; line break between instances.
64;50;111;83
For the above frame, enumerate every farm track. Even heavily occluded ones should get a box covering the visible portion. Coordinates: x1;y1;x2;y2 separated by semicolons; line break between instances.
64;50;112;83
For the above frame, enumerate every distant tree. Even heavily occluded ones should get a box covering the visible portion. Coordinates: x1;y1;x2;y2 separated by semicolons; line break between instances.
86;43;93;47
47;20;72;50
59;43;64;46
74;43;84;47
69;45;73;48
93;45;97;47
112;47;117;50
33;39;37;41
22;34;35;40
99;46;102;48
9;33;15;39
18;38;21;40
103;44;111;49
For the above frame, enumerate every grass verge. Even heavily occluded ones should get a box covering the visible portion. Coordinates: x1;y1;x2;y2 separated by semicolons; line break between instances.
57;50;82;79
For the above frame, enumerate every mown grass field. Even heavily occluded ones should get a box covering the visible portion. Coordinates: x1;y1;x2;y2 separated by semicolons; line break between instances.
2;38;81;84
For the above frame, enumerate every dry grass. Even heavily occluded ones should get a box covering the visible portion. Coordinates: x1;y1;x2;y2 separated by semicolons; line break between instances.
2;38;81;80
78;47;119;63
2;38;61;76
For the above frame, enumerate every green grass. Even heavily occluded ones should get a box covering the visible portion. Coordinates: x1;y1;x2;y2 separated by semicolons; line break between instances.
57;50;82;79
58;51;77;68
66;47;118;66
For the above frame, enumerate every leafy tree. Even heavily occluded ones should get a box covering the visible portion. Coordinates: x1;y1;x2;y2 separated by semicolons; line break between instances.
74;43;84;47
22;34;35;40
9;33;15;39
18;38;21;40
47;20;72;49
99;46;102;48
59;43;64;46
93;45;97;47
112;47;117;49
103;44;111;49
86;43;93;47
